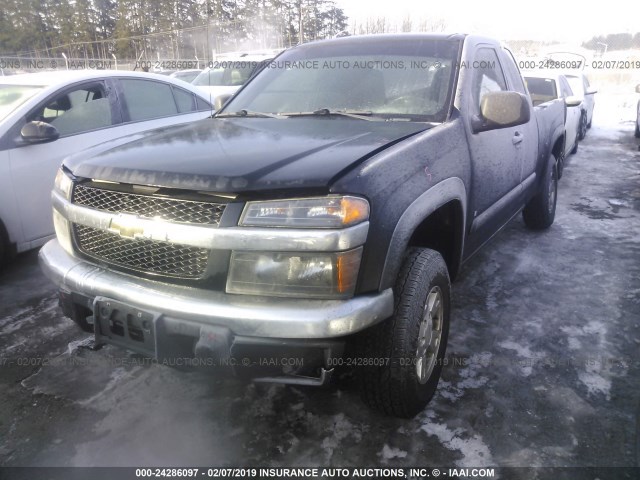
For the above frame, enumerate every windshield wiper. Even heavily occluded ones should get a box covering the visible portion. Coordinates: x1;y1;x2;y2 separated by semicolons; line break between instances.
215;110;283;119
283;108;384;121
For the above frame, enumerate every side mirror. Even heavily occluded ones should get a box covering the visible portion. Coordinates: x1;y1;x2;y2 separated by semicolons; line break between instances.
635;84;640;94
20;121;60;144
472;91;530;133
585;87;597;95
565;96;582;108
214;94;233;111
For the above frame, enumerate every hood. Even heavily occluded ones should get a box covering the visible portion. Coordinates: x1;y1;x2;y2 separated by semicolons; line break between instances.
65;117;430;193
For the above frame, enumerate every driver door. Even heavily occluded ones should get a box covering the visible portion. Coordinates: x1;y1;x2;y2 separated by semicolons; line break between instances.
8;80;117;244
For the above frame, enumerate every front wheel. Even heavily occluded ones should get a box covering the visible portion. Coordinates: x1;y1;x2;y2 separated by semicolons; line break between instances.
357;248;450;418
523;154;558;230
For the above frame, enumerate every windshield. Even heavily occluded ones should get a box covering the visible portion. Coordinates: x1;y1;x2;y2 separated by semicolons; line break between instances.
192;61;261;87
222;38;460;122
0;84;43;122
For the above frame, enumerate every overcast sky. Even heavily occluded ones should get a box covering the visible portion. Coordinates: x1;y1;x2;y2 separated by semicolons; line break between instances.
336;0;640;43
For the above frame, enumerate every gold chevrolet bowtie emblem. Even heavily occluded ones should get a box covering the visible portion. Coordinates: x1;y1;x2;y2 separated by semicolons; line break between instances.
108;214;144;239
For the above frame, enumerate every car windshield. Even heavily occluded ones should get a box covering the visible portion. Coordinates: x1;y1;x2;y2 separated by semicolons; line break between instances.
0;84;44;121
192;61;259;87
221;38;460;122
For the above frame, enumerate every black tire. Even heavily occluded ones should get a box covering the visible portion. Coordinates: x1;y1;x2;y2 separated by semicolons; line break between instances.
578;111;587;140
635;120;640;139
0;239;5;269
357;248;450;418
523;154;558;230
557;153;565;180
0;221;8;269
570;138;578;155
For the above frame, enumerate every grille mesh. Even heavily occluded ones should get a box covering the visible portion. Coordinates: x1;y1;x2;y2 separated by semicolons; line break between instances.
74;225;209;278
73;184;225;225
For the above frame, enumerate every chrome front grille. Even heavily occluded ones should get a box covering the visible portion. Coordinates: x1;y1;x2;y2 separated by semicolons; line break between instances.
74;225;209;278
70;184;226;279
73;184;225;225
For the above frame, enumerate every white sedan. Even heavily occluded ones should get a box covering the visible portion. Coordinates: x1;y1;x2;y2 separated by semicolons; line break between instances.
565;73;596;139
0;70;213;264
524;72;582;178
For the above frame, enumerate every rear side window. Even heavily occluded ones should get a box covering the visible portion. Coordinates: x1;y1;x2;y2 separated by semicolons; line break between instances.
172;87;195;113
196;96;212;111
120;79;178;121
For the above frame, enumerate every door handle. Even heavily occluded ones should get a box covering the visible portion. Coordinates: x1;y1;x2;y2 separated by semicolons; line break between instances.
512;132;523;145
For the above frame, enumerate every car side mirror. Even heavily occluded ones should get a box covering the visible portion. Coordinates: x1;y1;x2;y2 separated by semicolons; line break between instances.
565;96;582;108
20;121;60;144
214;94;233;111
472;91;531;133
585;87;597;95
635;84;640;94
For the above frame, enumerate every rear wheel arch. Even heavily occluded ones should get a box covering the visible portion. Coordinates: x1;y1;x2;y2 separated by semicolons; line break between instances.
379;178;467;290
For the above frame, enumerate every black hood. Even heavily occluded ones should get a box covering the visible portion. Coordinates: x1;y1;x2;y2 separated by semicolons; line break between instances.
66;117;430;193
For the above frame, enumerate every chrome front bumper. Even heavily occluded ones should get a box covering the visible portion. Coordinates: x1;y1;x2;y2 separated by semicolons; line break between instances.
39;240;393;339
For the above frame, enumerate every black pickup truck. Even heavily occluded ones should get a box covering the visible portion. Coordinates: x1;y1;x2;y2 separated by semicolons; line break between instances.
40;34;566;418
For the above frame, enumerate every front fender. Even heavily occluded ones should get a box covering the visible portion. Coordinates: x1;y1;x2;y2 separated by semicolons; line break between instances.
379;177;467;290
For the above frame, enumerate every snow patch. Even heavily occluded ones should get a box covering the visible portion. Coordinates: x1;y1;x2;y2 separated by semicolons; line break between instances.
420;421;494;467
578;368;612;400
438;353;491;402
78;367;131;406
498;340;535;359
320;413;362;462
378;444;408;462
567;337;581;350
498;340;540;376
67;337;95;355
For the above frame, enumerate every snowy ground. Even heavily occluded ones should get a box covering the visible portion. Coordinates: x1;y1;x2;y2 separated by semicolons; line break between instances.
0;94;639;472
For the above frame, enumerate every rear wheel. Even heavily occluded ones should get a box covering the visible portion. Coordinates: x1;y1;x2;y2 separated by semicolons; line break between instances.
523;154;557;230
578;111;587;140
0;235;5;269
0;221;8;269
357;248;450;418
557;152;565;180
570;138;578;155
635;120;640;138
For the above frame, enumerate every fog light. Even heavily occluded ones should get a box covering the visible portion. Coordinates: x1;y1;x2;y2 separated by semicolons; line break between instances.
226;248;362;298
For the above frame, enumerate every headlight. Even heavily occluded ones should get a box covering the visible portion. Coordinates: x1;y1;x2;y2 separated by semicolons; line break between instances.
53;209;74;255
240;196;369;228
54;168;73;200
226;248;362;298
